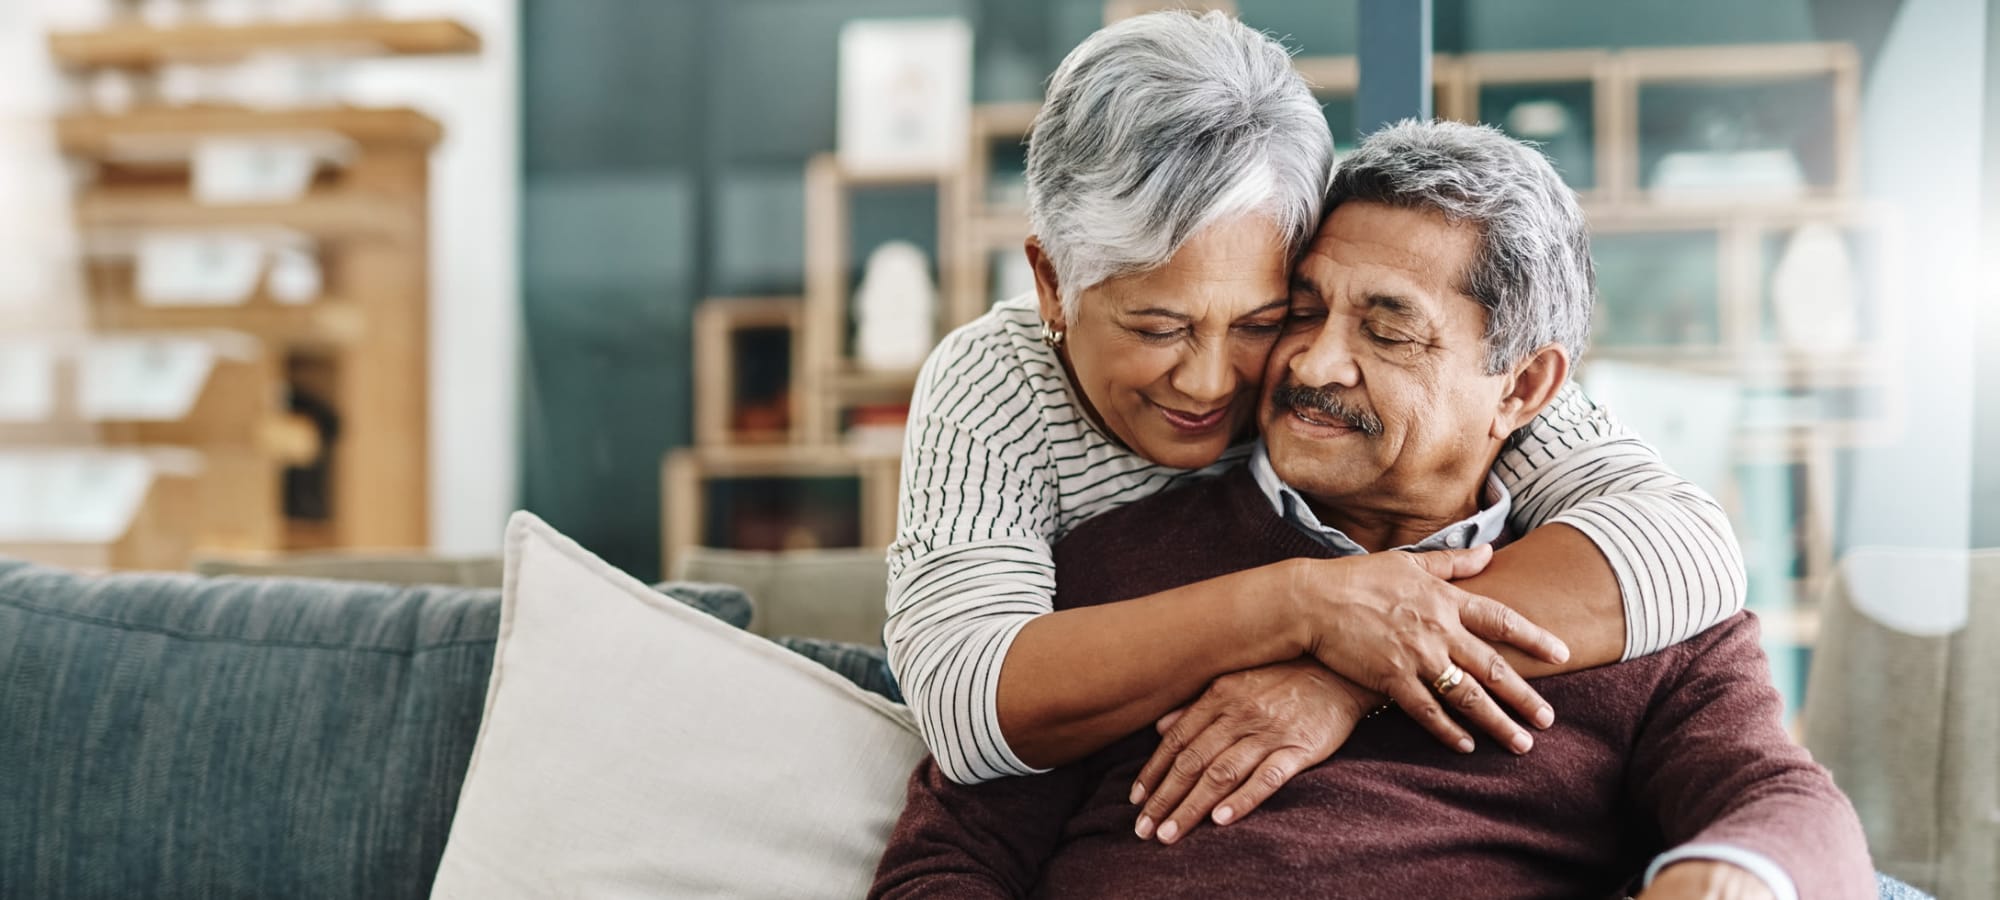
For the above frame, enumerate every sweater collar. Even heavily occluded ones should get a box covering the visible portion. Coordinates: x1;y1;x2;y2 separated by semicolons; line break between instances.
1247;441;1511;556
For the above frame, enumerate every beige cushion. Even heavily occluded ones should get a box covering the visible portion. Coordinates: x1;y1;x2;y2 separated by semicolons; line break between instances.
431;513;926;899
675;546;890;645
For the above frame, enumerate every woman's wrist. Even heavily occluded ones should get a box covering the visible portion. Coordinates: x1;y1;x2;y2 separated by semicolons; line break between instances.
1262;557;1323;659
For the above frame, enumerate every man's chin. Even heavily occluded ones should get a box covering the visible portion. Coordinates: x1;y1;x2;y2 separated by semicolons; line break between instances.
1267;455;1372;502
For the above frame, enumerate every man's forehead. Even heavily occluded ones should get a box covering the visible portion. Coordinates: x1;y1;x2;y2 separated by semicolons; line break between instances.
1295;202;1479;304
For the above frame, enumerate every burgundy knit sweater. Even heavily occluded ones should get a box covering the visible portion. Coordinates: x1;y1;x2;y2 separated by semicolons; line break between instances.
869;466;1873;899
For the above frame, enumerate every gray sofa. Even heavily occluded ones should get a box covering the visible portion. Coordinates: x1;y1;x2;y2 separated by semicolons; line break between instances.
0;555;1933;898
0;556;746;897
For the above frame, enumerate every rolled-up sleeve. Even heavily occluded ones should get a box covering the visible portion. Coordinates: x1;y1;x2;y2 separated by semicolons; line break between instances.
1496;382;1748;659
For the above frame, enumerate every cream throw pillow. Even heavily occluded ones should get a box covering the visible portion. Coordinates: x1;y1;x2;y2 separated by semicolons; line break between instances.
431;512;928;898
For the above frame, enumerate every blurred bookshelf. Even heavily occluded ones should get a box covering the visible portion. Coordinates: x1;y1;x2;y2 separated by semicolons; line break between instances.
11;10;482;570
670;39;1890;600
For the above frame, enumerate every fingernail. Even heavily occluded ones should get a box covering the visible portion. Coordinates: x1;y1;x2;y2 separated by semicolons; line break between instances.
1135;816;1154;840
1511;732;1533;754
1457;738;1474;753
1129;783;1146;805
1534;707;1554;729
1158;820;1179;843
1214;806;1234;825
1554;646;1571;664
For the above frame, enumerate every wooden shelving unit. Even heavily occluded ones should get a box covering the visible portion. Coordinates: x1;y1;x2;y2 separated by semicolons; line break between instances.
48;17;479;69
666;39;1886;604
42;15;480;566
801;153;969;443
661;445;900;578
0;449;203;573
693;297;806;447
56;105;444;153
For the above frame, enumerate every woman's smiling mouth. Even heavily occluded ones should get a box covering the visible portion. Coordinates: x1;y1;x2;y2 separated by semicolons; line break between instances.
1154;402;1230;434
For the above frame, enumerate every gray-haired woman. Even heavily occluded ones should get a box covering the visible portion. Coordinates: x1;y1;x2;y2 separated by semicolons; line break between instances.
886;10;1745;840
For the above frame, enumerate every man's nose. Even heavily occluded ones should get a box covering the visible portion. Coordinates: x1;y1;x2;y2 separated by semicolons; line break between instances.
1169;338;1234;406
1288;324;1361;390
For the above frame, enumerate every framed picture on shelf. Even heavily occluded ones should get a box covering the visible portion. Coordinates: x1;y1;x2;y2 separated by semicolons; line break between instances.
836;18;972;177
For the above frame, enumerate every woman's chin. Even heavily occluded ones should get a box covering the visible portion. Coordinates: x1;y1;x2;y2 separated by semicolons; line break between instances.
1132;432;1233;471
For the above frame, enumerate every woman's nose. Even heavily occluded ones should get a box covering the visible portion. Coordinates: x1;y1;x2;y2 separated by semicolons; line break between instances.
1169;339;1234;406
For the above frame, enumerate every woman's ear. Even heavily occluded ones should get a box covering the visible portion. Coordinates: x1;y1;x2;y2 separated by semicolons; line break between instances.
1024;236;1066;330
1489;344;1571;441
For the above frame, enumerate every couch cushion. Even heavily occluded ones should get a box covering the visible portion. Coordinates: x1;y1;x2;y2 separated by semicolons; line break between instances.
431;513;927;899
675;545;890;644
0;558;502;899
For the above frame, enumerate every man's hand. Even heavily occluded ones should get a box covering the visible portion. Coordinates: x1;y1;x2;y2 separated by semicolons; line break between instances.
1286;547;1566;755
1128;660;1374;844
1636;861;1777;900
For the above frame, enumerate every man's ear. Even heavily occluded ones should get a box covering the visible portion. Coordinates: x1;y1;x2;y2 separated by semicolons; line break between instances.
1024;236;1066;331
1489;344;1570;441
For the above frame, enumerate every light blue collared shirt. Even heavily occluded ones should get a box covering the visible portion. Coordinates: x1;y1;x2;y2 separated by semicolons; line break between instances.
1247;441;1511;555
1248;440;1797;900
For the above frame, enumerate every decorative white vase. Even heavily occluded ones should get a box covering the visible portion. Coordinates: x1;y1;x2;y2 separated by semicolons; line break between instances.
1771;223;1860;353
853;241;937;372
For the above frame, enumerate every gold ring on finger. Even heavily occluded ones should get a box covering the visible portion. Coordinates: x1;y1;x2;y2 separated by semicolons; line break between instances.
1432;663;1465;695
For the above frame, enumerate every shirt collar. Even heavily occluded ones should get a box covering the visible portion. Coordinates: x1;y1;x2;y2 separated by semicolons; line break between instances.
1248;441;1511;556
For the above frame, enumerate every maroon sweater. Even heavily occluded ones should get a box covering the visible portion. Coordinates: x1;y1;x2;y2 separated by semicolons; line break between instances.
870;466;1873;899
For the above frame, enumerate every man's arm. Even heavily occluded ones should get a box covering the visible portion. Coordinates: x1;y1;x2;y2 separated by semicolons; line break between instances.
1625;613;1874;899
868;758;1093;899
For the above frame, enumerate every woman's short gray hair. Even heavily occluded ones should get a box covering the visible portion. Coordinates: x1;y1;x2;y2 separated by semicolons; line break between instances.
1026;10;1333;317
1329;120;1594;374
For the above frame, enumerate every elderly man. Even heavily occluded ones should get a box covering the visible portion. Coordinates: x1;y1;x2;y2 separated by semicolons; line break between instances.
868;121;1872;899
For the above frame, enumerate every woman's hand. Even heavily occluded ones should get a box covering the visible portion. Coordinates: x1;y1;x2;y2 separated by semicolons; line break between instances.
1128;659;1376;845
1284;546;1568;755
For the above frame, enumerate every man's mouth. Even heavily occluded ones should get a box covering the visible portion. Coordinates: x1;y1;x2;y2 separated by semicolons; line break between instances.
1289;407;1347;430
1271;383;1383;436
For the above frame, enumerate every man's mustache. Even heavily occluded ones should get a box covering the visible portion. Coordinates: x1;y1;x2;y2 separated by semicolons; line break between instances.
1271;383;1384;437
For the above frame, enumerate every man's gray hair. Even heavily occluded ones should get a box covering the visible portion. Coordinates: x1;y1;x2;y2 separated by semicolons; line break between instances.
1026;10;1333;316
1328;119;1595;373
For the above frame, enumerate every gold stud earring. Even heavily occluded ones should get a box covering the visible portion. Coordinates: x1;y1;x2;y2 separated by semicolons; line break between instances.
1040;321;1066;348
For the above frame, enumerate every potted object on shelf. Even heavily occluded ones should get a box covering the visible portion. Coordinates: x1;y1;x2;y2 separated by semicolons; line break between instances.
852;241;936;373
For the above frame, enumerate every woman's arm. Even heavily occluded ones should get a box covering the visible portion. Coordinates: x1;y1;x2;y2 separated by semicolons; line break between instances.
1497;382;1748;659
996;548;1557;769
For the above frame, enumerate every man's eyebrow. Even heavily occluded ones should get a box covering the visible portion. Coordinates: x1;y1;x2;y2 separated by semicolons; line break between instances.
1289;276;1326;303
1366;294;1428;323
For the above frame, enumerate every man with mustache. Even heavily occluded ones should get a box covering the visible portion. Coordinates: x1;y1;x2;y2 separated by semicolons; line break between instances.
868;121;1872;899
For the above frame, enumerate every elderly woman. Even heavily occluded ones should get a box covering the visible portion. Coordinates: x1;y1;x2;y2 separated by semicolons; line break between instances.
886;10;1745;832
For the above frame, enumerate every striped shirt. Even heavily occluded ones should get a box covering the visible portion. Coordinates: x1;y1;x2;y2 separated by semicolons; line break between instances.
885;294;1747;785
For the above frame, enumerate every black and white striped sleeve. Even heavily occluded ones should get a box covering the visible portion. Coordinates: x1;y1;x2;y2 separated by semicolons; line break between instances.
1497;382;1748;659
883;327;1060;784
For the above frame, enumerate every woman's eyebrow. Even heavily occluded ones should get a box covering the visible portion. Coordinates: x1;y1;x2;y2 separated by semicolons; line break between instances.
1240;298;1290;317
